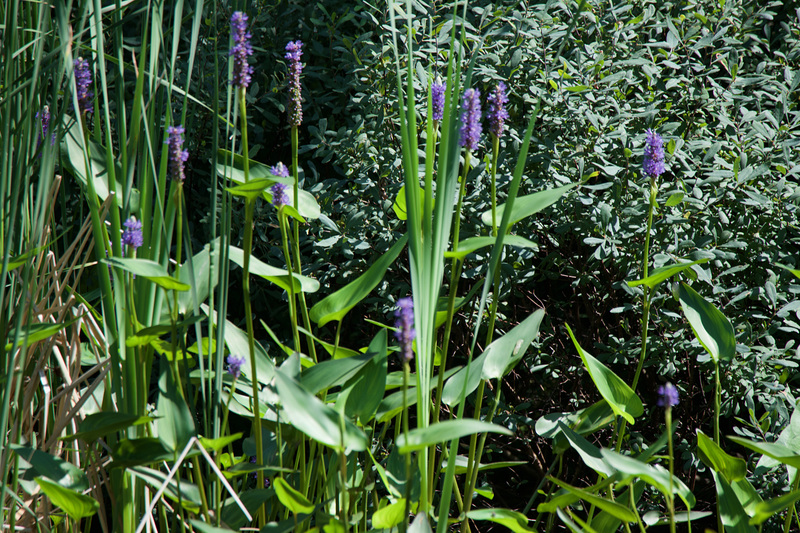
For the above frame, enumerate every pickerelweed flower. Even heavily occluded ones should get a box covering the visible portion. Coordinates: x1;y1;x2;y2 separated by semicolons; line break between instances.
459;88;482;151
431;79;445;122
394;297;415;362
271;182;289;208
643;129;666;179
121;217;143;249
229;12;254;89
227;354;246;379
73;57;93;117
271;162;289;178
657;382;679;408
36;106;56;149
285;40;303;126
167;125;189;182
487;82;509;138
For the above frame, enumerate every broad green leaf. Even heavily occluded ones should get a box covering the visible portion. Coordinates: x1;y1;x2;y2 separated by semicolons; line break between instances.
189;520;237;533
548;478;637;523
627;258;710;289
393;184;429;221
344;329;388;423
557;423;614;477
178;238;221;315
408;513;432;533
221;489;272;530
11;445;89;491
442;310;544;406
776;263;800;280
5;320;76;351
535;400;615;454
728;436;800;469
601;449;696;509
68;412;155;443
713;471;757;533
310;234;407;327
697;430;746;482
676;283;736;363
665;192;684;206
226;178;274;199
273;477;314;515
105;258;190;291
110;438;172;468
749;489;800;525
642;511;714;526
228;245;319;294
566;325;643;424
129;466;201;512
36;477;99;520
301;350;374;394
466;508;536;532
274;368;367;452
556;507;599;533
199;433;243;452
156;357;196;452
127;315;204;348
372;499;407;529
397;419;512;454
757;405;800;480
444;235;538;260
376;367;460;423
481;183;577;227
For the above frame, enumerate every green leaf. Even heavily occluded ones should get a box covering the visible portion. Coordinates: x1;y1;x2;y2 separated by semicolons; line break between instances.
442;310;544;406
274;368;367;452
728;436;800;469
228;245;319;294
372;499;407;529
557;423;614;477
444;235;538;260
713;471;757;533
397;419;512;454
566;325;643;424
273;477;314;515
35;477;99;520
156;357;196;452
548;478;638;523
601;449;696;509
408;513;432;533
344;329;388;423
665;192;684;206
535;400;615;454
178;238;221;315
105;258;190;291
300;350;375;394
310;234;407;327
776;263;800;280
110;438;172;468
466;508;536;532
198;433;243;452
225;178;274;200
440;455;527;475
393;184;430;221
481;183;577;227
189;520;237;533
676;282;736;363
11;445;89;491
220;489;272;530
749;489;800;526
697;430;746;482
129;466;202;512
627;258;710;289
68;412;155;443
5;321;74;351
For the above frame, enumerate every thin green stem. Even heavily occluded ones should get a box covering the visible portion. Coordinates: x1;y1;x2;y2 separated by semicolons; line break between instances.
278;211;301;351
666;406;676;533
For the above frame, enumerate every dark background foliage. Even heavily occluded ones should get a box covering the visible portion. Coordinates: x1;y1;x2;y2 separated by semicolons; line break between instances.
179;0;800;524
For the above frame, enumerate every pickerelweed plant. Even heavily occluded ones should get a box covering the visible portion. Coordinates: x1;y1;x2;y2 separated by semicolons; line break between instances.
3;0;800;532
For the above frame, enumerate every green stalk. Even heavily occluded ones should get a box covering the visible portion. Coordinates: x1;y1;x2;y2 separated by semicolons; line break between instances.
402;359;412;533
237;90;265;527
278;209;301;351
714;363;721;445
666;406;676;533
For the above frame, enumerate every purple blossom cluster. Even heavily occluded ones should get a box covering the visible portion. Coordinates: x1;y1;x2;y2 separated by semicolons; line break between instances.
74;57;93;117
487;82;509;138
271;183;289;208
36;106;56;149
285;41;304;126
229;12;254;89
459;89;482;151
431;80;446;122
657;382;679;408
643;129;666;178
394;297;415;362
271;162;289;178
227;354;246;379
121;217;143;249
167;125;189;182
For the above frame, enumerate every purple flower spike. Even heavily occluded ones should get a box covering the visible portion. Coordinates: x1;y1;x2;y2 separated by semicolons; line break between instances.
657;382;679;408
73;57;94;117
487;82;509;138
271;182;289;208
226;354;246;378
643;129;665;178
459;88;481;151
167;125;189;182
121;217;143;249
431;79;445;122
394;297;415;362
36;106;56;149
229;12;254;89
271;162;289;178
285;40;304;126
